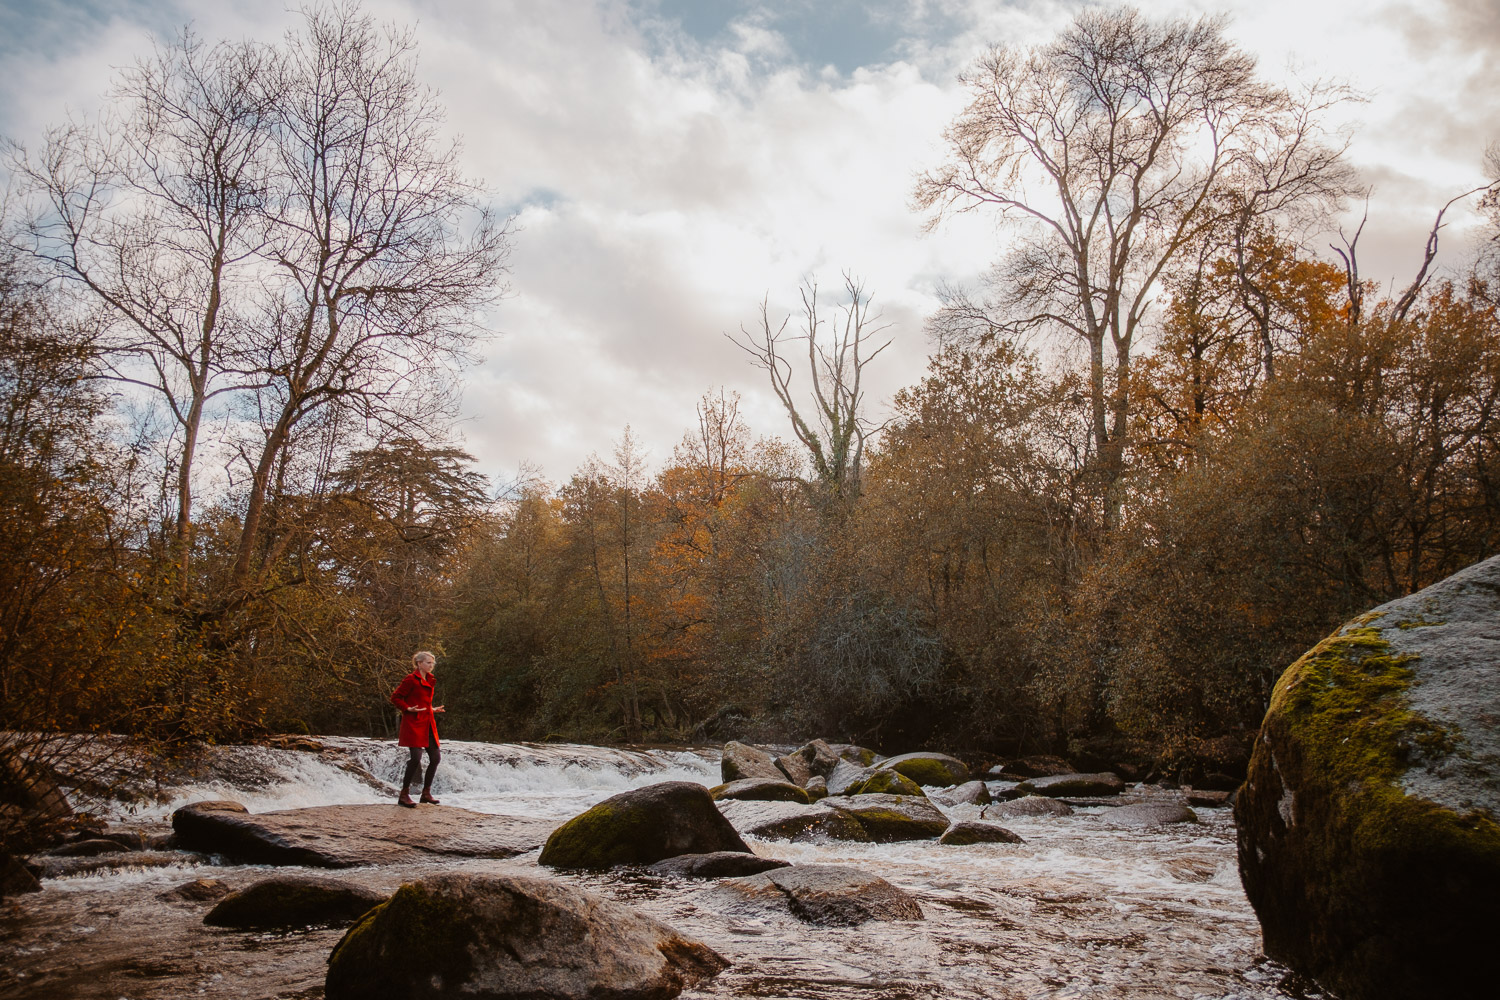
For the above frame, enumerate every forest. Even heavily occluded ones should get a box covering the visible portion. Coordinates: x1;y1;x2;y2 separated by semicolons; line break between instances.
3;3;1499;793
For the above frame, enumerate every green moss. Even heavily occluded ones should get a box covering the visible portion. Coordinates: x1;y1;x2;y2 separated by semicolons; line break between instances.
539;800;660;868
326;884;477;998
886;757;965;787
852;770;924;797
837;801;949;842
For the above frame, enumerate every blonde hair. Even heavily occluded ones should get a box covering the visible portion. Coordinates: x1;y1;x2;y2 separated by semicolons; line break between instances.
413;650;436;668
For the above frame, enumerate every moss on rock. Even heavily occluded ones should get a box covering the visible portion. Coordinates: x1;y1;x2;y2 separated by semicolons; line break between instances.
880;752;969;787
326;883;477;998
540;781;750;869
848;769;924;797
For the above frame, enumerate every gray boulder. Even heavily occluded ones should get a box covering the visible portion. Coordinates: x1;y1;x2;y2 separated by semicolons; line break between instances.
828;743;880;767
720;864;922;925
541;781;750;869
159;877;232;903
846;768;925;797
804;776;828;800
825;759;871;795
720;741;783;783
1018;772;1125;798
647;852;790;879
939;821;1024;845
708;778;811;804
1236;555;1500;1000
984;795;1074;819
205;875;386;928
775;739;841;787
879;752;969;787
930;780;991;807
715;799;870;842
1105;803;1198;828
829;794;950;842
325;873;728;1000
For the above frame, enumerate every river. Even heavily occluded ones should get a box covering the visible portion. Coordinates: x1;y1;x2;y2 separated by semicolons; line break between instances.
0;738;1328;999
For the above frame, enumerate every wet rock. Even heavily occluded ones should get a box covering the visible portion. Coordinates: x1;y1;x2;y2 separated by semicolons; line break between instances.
716;799;871;842
829;794;950;842
990;754;1074;778
720;864;923;926
930;780;991;807
1237;555;1500;1000
847;768;925;797
939;821;1024;845
648;852;791;879
173;800;557;867
94;830;147;851
541;781;750;869
879;752;969;787
984;795;1075;820
32;849;206;879
825;759;871;795
0;852;41;896
205;875;387;929
828;743;880;767
159;877;232;903
720;741;783;783
709;778;811;804
1186;788;1233;807
775;740;841;787
325;872;728;1000
804;776;828;800
1105;803;1198;828
1018;772;1125;798
46;837;130;858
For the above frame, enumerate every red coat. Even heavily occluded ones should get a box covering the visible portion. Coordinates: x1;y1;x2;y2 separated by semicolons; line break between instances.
390;670;440;748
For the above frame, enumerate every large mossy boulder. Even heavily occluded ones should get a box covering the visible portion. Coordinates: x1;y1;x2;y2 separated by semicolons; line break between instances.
1236;555;1500;1000
709;778;811;804
720;742;783;783
325;873;728;1000
829;794;950;842
847;768;925;797
540;781;750;869
879;752;969;787
205;875;386;929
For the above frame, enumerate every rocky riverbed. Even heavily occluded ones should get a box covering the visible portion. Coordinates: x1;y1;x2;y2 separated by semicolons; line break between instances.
1;738;1326;999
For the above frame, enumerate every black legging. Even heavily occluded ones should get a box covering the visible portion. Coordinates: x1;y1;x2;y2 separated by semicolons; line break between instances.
403;734;440;791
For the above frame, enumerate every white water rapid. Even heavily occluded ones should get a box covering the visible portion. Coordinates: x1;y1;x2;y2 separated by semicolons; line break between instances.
3;738;1326;1000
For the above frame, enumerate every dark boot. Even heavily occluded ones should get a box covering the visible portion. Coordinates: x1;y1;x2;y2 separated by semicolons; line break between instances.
420;786;440;805
397;787;416;808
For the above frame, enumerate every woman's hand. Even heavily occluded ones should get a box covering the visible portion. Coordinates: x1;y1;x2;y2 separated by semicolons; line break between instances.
432;705;446;714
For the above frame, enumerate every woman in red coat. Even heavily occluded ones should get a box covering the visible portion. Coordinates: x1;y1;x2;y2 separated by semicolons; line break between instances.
390;650;446;808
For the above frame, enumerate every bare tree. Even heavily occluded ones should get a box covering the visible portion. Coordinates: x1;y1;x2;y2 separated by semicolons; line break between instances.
229;3;512;590
914;7;1354;502
9;31;275;589
732;274;890;505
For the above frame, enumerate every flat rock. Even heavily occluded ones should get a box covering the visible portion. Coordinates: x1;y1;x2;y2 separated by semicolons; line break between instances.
1105;803;1198;828
326;872;728;1000
717;799;870;842
1019;772;1126;797
1186;788;1233;807
173;800;557;868
648;852;791;879
984;795;1075;819
205;875;387;928
46;837;131;858
720;741;783;783
709;778;811;804
719;864;923;926
540;781;750;869
828;794;950;842
939;821;1025;845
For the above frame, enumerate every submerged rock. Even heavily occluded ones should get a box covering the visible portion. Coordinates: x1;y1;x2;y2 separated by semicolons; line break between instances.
1017;772;1125;798
939;821;1024;845
541;781;750;869
720;741;783;783
984;795;1075;820
172;800;556;867
709;778;811;804
1236;555;1500;1000
159;877;232;903
718;864;923;926
648;852;790;879
716;799;870;842
829;794;950;842
879;752;969;787
325;872;728;1000
205;875;386;929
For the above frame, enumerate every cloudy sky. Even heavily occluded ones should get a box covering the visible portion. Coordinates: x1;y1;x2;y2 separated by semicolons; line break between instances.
2;0;1496;486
